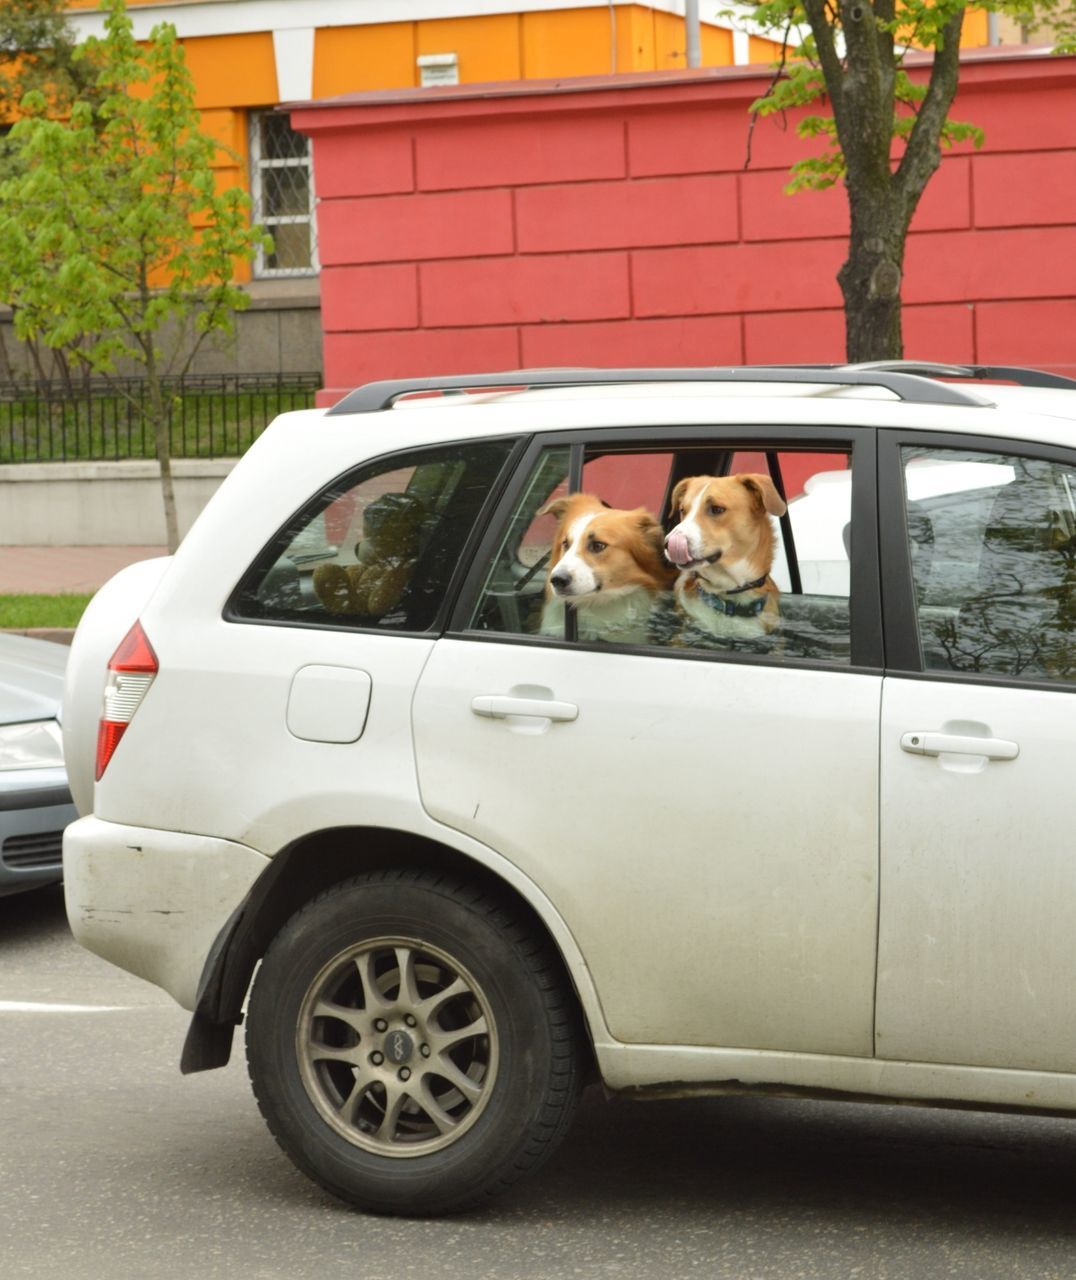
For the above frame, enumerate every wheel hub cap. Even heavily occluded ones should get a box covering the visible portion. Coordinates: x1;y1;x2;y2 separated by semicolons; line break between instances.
296;937;498;1159
384;1028;413;1065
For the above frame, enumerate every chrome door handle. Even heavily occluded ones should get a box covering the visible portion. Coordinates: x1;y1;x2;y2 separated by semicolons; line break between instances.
900;731;1019;761
471;696;578;722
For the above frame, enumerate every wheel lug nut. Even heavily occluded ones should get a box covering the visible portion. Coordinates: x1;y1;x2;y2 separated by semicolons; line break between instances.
370;1051;384;1066
420;1044;430;1058
399;1067;411;1081
404;1015;417;1028
374;1018;388;1033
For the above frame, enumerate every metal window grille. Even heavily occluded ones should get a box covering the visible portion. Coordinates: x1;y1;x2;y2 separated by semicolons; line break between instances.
249;111;318;278
0;373;323;463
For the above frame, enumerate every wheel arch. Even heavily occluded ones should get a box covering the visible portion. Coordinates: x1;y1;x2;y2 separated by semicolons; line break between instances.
180;823;604;1076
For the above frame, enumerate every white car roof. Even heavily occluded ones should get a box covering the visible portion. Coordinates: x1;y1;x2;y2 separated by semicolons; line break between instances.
276;385;1076;453
309;366;1076;452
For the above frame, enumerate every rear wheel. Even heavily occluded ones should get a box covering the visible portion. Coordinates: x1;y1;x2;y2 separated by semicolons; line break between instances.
246;869;584;1214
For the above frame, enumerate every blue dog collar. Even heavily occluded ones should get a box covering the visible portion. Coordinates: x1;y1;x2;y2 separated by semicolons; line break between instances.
695;576;769;619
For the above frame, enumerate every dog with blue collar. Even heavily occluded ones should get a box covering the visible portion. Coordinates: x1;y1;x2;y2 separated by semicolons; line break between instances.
664;472;786;642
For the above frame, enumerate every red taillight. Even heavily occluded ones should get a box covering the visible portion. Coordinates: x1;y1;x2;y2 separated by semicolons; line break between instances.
95;621;158;781
109;620;159;674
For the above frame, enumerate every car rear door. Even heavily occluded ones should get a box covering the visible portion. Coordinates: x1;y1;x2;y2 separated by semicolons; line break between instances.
875;430;1076;1073
413;426;884;1058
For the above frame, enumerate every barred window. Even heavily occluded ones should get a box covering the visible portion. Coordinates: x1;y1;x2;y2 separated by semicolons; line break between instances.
249;111;318;277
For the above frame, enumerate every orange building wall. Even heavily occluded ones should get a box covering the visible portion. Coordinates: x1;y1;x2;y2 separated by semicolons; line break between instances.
313;6;745;95
66;5;1007;107
420;15;523;82
184;32;277;109
314;24;417;95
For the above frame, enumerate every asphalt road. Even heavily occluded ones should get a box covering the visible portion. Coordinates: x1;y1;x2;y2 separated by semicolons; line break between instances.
3;886;1076;1280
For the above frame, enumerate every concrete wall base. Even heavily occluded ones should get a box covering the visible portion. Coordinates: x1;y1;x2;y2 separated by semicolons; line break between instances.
0;460;235;546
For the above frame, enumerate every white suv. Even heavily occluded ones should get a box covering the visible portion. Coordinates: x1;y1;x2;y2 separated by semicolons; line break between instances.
62;364;1076;1214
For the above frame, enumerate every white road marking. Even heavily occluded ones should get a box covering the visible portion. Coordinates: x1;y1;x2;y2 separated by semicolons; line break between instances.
0;1000;132;1013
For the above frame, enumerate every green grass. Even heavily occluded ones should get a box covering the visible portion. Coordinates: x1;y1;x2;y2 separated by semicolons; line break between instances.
0;593;94;629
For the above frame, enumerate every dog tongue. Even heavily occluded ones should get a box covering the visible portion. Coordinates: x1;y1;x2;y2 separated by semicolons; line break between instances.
665;530;692;566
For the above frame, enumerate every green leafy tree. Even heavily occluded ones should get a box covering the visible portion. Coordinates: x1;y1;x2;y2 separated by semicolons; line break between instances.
743;0;1061;361
0;0;102;382
0;0;95;124
0;0;269;550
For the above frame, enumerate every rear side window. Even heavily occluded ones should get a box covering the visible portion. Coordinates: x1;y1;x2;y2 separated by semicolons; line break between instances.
903;445;1076;683
232;440;516;632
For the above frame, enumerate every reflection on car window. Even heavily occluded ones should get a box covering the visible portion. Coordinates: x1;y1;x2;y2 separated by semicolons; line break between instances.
903;447;1076;683
233;440;515;631
470;443;852;664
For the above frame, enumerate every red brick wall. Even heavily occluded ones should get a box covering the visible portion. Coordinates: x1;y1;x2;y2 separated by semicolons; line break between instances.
292;54;1076;404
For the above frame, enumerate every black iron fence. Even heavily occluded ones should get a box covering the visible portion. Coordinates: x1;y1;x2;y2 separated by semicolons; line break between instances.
0;372;323;463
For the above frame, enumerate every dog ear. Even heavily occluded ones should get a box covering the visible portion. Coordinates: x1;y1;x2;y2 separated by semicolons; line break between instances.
737;474;787;517
668;477;696;519
630;509;672;573
538;495;572;522
633;508;664;550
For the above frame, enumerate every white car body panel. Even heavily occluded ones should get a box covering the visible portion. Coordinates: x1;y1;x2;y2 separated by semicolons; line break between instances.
598;1044;1076;1112
67;806;614;1043
93;621;438;851
877;676;1076;1074
63;815;269;1009
414;639;881;1057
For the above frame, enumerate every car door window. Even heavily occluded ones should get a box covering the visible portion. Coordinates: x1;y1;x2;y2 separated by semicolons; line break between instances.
726;449;851;662
902;445;1076;683
231;439;516;631
469;440;853;663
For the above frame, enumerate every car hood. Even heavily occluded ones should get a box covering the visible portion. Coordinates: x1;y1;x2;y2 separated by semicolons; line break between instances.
0;634;67;725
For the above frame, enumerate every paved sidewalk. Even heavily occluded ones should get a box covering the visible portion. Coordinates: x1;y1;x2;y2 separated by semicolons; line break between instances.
0;545;168;595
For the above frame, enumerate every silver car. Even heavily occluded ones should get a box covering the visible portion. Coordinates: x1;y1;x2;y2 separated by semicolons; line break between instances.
0;633;76;895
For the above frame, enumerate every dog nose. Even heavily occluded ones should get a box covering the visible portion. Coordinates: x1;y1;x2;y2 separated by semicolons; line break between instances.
550;569;571;591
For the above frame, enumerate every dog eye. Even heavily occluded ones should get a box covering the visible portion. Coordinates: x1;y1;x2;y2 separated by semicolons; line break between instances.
561;538;570;550
708;503;726;516
590;539;607;553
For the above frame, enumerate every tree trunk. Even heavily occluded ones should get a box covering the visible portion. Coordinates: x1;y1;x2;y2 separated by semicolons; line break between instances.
796;3;965;366
838;196;907;362
146;347;180;553
0;323;14;384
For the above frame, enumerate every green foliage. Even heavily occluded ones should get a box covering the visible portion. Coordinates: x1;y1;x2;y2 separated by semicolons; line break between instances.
0;0;269;382
0;0;97;125
741;0;1063;196
1038;0;1076;50
0;0;271;548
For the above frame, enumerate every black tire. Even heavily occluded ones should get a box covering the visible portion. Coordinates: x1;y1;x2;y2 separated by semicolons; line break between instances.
245;868;584;1215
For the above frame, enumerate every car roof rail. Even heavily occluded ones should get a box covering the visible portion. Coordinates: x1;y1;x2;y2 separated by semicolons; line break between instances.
821;360;1076;391
327;365;991;415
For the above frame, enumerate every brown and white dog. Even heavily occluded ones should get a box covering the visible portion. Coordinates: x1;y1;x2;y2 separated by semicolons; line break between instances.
664;473;787;640
539;493;675;643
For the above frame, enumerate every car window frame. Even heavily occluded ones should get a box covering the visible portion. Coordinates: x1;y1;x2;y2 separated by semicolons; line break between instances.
878;427;1076;693
224;435;528;638
449;423;883;674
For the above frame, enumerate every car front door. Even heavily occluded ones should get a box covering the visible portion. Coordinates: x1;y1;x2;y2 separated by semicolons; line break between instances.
413;428;884;1058
875;432;1076;1073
